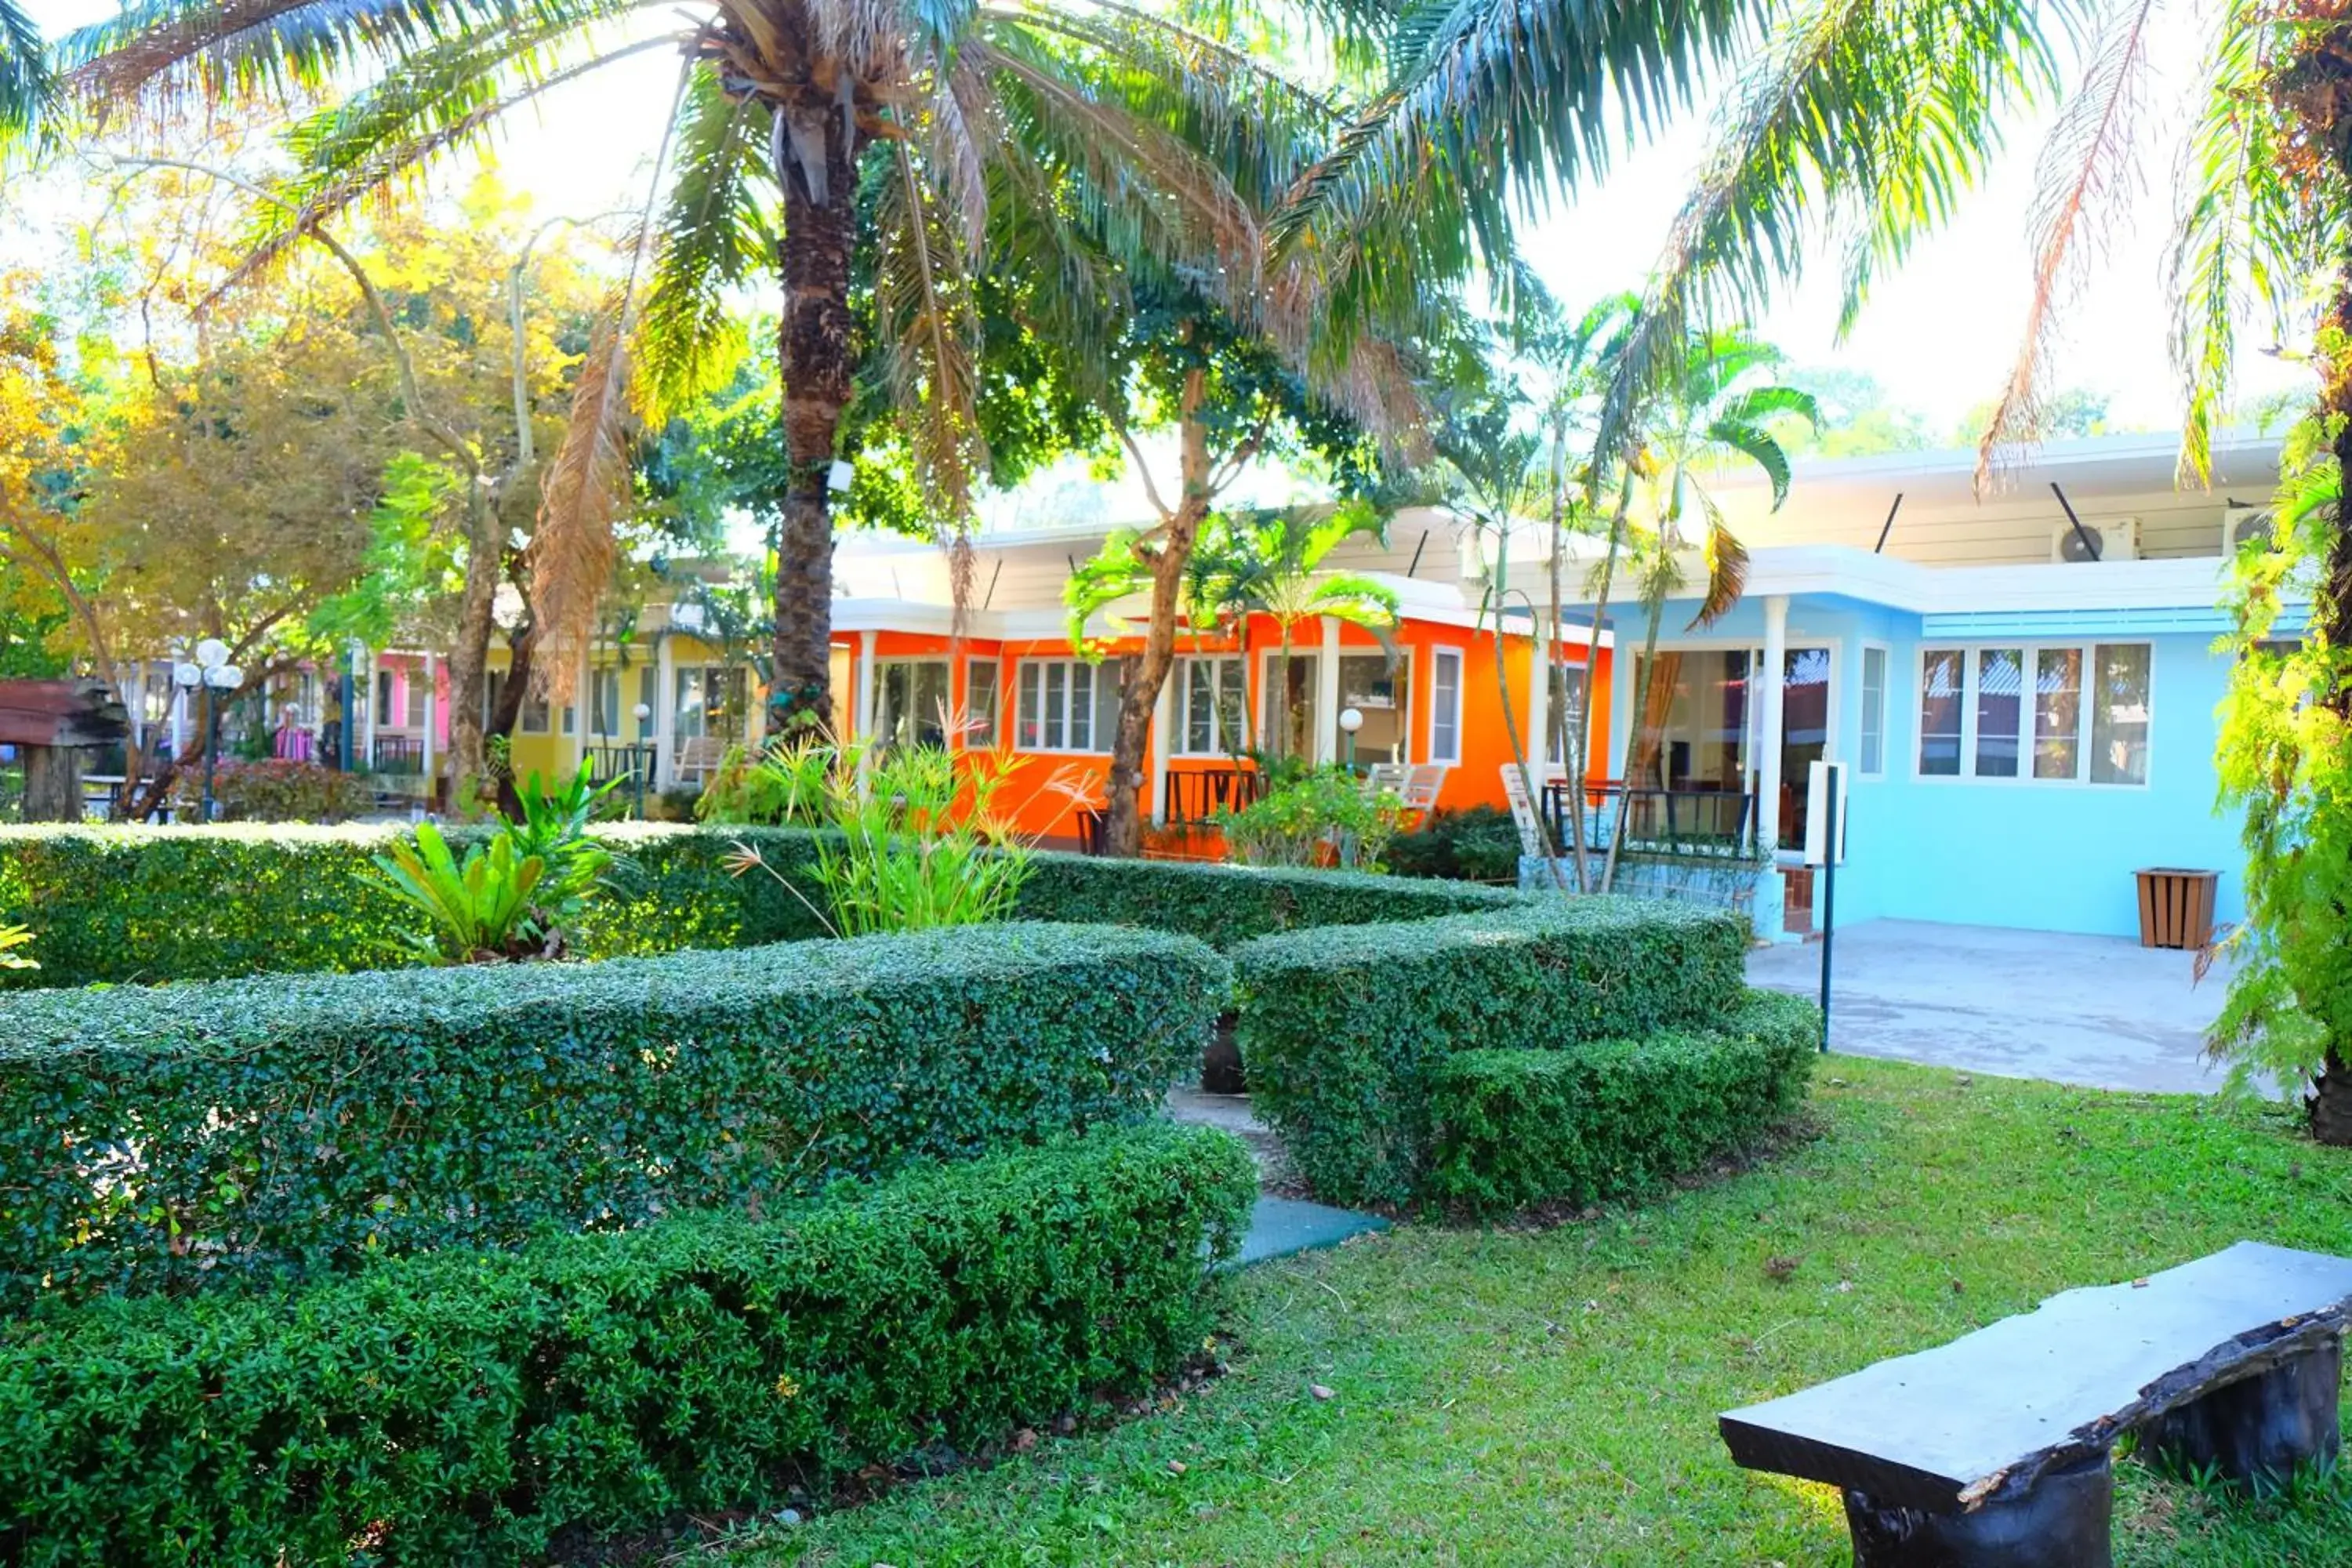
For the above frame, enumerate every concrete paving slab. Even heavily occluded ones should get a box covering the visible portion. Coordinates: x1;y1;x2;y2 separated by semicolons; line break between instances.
1232;1196;1389;1267
1748;918;2240;1095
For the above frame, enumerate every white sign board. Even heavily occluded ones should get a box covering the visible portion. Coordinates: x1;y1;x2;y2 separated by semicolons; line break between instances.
1803;760;1848;867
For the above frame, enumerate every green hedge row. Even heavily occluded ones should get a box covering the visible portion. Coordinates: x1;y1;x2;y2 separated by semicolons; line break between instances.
1234;898;1752;1206
0;1123;1255;1568
0;923;1224;1306
1424;989;1819;1214
0;824;1525;988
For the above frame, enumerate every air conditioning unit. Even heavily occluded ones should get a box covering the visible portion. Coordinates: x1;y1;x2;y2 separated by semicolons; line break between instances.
2050;517;2140;564
2222;505;2274;555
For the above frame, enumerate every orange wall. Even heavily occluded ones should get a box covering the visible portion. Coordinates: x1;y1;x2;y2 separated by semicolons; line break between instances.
836;618;1613;847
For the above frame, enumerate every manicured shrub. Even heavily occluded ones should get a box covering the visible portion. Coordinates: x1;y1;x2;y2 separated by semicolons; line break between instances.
1234;898;1750;1206
0;922;1225;1305
1014;848;1526;946
1423;989;1819;1214
1385;804;1526;882
167;759;378;823
0;824;1519;986
0;1123;1256;1568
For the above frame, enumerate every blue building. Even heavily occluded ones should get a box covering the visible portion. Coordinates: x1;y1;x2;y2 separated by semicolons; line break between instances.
1523;432;2292;942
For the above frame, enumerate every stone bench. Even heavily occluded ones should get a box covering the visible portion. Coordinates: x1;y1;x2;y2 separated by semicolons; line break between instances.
1718;1241;2352;1567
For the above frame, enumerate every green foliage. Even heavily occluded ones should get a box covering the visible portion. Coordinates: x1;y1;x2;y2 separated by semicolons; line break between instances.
808;743;1038;935
1385;805;1526;882
165;759;378;823
697;737;833;826
370;821;551;964
0;923;31;970
1015;848;1527;948
1235;898;1750;1206
303;451;465;647
0;920;1225;1306
1424;989;1817;1214
2209;420;2352;1098
1213;766;1407;871
0;1123;1254;1566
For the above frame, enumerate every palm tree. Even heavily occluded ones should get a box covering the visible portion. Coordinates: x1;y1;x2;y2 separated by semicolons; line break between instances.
0;2;42;136
1602;326;1813;892
40;0;1373;738
1594;0;2352;1128
1185;505;1399;765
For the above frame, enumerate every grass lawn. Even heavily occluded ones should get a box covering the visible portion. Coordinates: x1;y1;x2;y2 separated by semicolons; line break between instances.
739;1056;2352;1566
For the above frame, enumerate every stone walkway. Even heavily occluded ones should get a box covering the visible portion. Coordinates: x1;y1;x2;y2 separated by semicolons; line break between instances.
1165;1087;1388;1264
1748;918;2239;1095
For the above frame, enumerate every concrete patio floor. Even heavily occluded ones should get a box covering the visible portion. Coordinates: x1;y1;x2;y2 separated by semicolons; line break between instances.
1748;918;2240;1095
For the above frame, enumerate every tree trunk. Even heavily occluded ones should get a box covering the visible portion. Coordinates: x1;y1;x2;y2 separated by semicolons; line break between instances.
486;620;538;818
20;746;81;822
1576;477;1633;892
768;64;862;739
1102;386;1214;857
447;487;503;816
1599;591;1668;895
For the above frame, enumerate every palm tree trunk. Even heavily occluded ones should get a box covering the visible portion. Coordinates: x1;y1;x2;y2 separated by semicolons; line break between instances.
1577;474;1633;893
768;75;861;738
1599;589;1667;895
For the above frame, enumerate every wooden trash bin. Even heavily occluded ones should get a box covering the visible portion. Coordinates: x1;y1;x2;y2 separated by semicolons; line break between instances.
2136;868;2220;950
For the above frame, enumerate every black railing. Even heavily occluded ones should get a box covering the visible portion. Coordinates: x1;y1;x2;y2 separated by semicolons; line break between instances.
371;735;423;775
587;742;655;788
1544;781;1757;858
1160;766;1266;825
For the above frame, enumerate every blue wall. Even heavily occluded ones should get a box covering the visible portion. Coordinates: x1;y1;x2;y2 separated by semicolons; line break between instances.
1605;596;2243;938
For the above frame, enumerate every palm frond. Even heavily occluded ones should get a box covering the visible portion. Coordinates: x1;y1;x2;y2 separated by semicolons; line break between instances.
531;307;630;703
875;132;984;522
0;0;50;137
1599;0;2072;465
1976;0;2154;493
2168;0;2311;486
1705;418;1795;508
637;71;774;423
1688;512;1749;629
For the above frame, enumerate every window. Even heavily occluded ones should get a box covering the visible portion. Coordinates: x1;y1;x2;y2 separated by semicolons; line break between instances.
1917;642;2151;785
964;659;1000;747
1429;648;1462;764
1918;649;1965;776
873;659;950;749
1544;669;1592;768
1016;658;1120;752
1260;652;1319;760
2089;644;2151;785
674;666;747;746
1860;646;1887;775
376;670;394;722
1178;656;1247;755
590;670;621;736
405;672;427;728
637;667;657;739
519;686;551;735
1336;653;1412;764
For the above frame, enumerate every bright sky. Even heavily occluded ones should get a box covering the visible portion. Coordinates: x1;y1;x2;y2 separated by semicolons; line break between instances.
16;0;2314;462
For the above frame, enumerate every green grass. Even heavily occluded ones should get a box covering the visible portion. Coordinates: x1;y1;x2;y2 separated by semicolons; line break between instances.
736;1057;2352;1566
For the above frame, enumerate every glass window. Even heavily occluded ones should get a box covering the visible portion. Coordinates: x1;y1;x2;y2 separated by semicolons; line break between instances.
1260;652;1318;760
1179;656;1247;755
590;670;619;736
964;659;999;747
1860;646;1886;775
1545;669;1591;768
1337;652;1412;764
637;666;656;739
2090;643;2151;785
1014;659;1109;752
873;659;950;749
1918;649;1965;776
376;670;394;720
1973;648;2023;778
1430;648;1462;763
2032;648;2081;780
673;667;707;739
405;671;428;728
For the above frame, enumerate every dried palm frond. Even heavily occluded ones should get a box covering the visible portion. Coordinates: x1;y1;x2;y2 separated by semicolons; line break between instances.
529;307;630;704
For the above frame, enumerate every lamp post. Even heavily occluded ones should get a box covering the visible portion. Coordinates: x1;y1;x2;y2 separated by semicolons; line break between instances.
630;702;652;818
172;638;243;822
1338;705;1364;772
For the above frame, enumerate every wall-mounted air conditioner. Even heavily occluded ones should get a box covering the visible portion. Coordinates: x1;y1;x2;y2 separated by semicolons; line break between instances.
2222;505;2274;555
2049;517;2140;564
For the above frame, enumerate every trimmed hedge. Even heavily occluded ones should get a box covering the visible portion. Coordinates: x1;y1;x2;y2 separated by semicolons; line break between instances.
0;823;1525;987
0;922;1225;1306
1424;989;1819;1214
0;822;829;988
0;1123;1256;1567
1234;898;1751;1206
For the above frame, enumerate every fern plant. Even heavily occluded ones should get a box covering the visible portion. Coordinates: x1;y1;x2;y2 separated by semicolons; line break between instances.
371;823;550;965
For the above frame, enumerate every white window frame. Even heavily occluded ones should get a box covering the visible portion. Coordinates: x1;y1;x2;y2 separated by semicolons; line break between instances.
871;656;952;750
964;656;1000;749
1858;642;1889;778
1914;641;2153;788
1256;647;1322;760
1174;654;1249;757
1428;646;1463;764
1014;657;1109;754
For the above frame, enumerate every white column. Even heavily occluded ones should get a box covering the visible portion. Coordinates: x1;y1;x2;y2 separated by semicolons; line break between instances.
1148;666;1175;825
574;638;593;769
420;652;437;793
655;634;678;790
1756;594;1790;940
852;630;877;788
358;644;377;767
1314;616;1341;765
1524;624;1549;778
